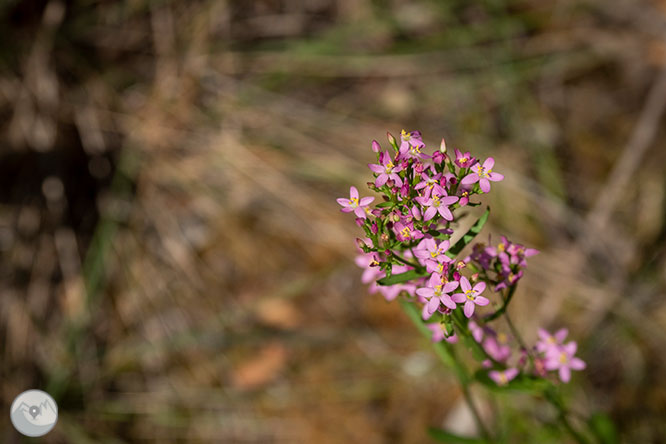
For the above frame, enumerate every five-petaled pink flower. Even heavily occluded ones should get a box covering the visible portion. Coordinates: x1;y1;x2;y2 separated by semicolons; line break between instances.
368;152;403;187
415;191;458;221
454;148;476;168
414;238;452;264
398;129;429;160
337;186;374;218
489;368;519;386
452;276;489;318
544;341;586;383
461;158;504;193
416;274;459;319
536;328;568;353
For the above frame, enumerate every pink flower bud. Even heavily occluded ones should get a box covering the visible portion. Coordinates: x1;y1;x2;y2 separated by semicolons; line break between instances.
440;138;447;153
355;218;364;227
371;140;381;152
432;151;444;164
387;132;396;146
370;222;379;234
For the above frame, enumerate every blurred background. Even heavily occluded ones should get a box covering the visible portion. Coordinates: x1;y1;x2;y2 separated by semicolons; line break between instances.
1;0;665;442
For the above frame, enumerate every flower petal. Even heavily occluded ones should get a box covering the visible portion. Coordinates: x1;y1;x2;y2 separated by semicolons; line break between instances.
359;196;374;206
442;281;459;293
464;300;475;318
461;173;479;185
375;174;388;187
336;198;351;207
483;157;495;170
559;367;571;383
441;294;457;309
570;358;586;370
488;172;504;181
424;207;437;221
475;296;489;306
479;178;491;193
451;293;466;303
368;164;384;173
460;276;471;292
473;281;486;294
350;186;359;199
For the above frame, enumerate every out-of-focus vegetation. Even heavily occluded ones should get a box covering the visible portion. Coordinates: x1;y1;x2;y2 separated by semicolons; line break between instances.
1;0;665;442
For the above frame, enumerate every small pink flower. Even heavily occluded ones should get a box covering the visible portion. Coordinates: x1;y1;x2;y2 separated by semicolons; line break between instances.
414;238;452;264
416;274;459;319
452;276;489;318
544;341;586;383
368;152;403;187
536;328;568;354
414;173;446;198
397;129;429;160
489;368;519;386
454;148;476;168
393;220;424;242
461;157;504;193
415;191;458;221
337;186;374;218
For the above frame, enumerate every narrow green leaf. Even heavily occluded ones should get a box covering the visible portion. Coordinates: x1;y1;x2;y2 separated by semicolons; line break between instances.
446;207;490;259
399;301;458;371
377;269;427;286
588;413;619;444
428;428;488;443
375;201;395;208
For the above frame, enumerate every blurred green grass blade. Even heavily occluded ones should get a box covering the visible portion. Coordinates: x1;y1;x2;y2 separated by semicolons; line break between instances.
588;413;619;444
399;300;458;372
446;207;490;259
428;427;488;443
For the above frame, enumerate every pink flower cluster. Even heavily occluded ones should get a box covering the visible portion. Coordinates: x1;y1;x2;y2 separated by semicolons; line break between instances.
535;329;586;383
338;130;584;386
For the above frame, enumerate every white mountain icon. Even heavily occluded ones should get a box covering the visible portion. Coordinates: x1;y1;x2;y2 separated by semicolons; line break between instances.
10;390;58;437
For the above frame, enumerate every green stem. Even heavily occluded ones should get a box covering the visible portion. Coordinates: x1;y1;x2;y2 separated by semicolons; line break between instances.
484;285;516;323
391;252;422;270
399;300;493;442
545;388;591;444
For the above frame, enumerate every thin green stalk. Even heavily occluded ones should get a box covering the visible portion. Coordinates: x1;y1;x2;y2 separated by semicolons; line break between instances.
399;300;493;442
484;285;516;323
500;305;590;444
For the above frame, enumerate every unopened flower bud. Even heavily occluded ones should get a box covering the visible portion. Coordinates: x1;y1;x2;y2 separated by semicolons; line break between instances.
370;222;379;234
440;138;447;153
386;179;395;188
432;151;444;165
414;162;424;174
371;140;381;153
355;218;364;227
